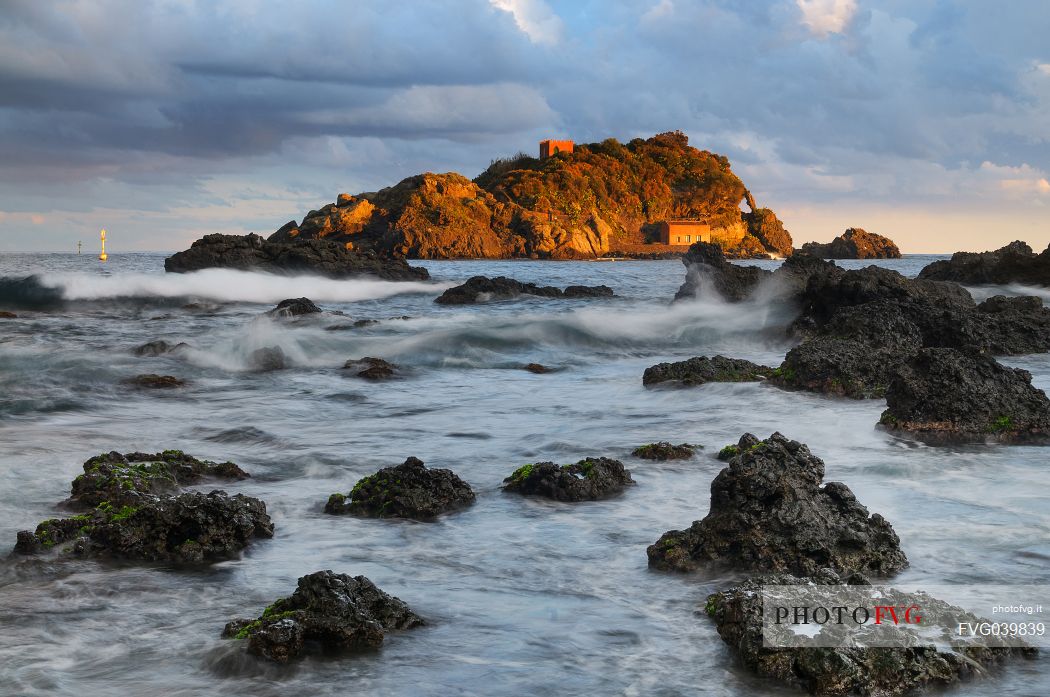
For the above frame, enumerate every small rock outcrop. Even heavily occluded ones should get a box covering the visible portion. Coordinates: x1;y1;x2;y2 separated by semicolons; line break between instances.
15;491;273;562
324;457;475;520
643;355;774;387
706;571;1033;696
222;570;424;663
879;348;1050;442
918;240;1050;286
524;363;553;374
632;442;697;460
647;433;907;576
132;340;189;357
267;297;322;317
342;357;398;380
66;450;249;509
799;228;902;259
123;374;186;389
434;276;614;305
502;458;634;502
0;311;18;318
674;242;772;302
164;233;430;281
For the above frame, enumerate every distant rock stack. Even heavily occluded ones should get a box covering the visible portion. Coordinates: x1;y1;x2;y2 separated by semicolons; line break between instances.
799;228;901;259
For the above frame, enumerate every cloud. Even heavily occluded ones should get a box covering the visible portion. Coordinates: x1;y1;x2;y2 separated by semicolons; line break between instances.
489;0;564;45
796;0;858;37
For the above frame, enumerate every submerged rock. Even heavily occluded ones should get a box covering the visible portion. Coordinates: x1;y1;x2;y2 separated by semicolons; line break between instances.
648;432;907;576
632;442;698;460
707;571;1033;696
799;228;902;259
248;346;287;371
0;310;18;318
673;242;772;302
524;362;553;374
918;240;1050;286
434;276;614;305
267;297;322;317
164;233;430;281
342;356;398;380
880;348;1050;443
502;457;634;502
66;449;249;509
15;490;273;563
643;355;774;387
222;570;424;663
133;340;190;357
123;374;186;389
325;457;475;520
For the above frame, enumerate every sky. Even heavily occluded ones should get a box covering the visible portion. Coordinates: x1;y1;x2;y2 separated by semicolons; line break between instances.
0;0;1047;254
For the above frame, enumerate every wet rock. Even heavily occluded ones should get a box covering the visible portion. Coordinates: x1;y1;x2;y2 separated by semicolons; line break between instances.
918;240;1050;286
132;340;190;357
673;242;772;302
434;276;614;305
0;311;17;318
524;363;552;374
632;442;698;460
353;318;380;327
880;348;1050;443
342;356;397;380
221;570;424;663
123;374;186;389
267;297;322;317
249;346;287;371
324;457;475;520
643;355;774;387
15;490;273;563
799;228;902;259
648;432;907;576
706;571;1032;696
502;457;634;502
67;449;249;509
163;233;430;281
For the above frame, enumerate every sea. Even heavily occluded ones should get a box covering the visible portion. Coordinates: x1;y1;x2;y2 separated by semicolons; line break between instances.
0;253;1048;696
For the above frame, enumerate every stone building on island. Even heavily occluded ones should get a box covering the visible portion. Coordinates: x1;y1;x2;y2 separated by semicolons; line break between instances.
657;220;711;245
539;139;574;159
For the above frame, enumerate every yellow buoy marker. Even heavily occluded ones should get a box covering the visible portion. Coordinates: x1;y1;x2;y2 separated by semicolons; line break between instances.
99;229;108;262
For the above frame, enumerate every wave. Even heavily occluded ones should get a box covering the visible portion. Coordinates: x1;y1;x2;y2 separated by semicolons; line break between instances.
0;276;65;310
19;269;447;305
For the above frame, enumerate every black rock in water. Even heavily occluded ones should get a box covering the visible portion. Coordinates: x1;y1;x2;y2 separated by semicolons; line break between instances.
342;356;398;380
880;348;1050;443
706;571;1033;696
647;432;908;576
132;339;190;357
502;457;634;502
673;242;771;302
164;233;430;281
643;355;774;387
325;457;475;520
66;449;249;509
918;240;1050;286
631;442;697;460
15;490;273;563
222;570;424;663
434;276;613;305
123;374;186;389
267;297;322;317
248;346;287;371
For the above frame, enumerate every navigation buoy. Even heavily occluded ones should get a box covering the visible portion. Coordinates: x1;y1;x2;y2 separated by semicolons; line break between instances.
77;241;82;255
99;229;108;262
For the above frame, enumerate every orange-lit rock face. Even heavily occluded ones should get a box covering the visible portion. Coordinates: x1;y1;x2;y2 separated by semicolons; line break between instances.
657;221;711;245
539;139;574;159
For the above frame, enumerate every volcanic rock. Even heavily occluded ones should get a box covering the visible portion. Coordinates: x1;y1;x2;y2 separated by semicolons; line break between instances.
164;233;430;281
647;432;908;576
918;240;1050;286
222;570;424;663
324;457;475;520
342;357;398;380
643;355;774;387
434;276;613;305
267;297;322;317
879;348;1050;443
123;374;186;389
133;340;190;357
632;442;697;460
502;457;634;502
799;228;902;259
706;571;1032;696
674;242;772;302
248;346;287;371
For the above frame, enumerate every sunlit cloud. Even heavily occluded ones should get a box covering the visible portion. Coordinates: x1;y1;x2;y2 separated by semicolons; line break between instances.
796;0;857;37
489;0;563;45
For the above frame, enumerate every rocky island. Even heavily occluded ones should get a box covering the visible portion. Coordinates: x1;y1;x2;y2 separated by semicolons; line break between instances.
799;227;902;259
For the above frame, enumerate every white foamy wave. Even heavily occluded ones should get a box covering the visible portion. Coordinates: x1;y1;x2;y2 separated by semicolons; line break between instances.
38;268;448;304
